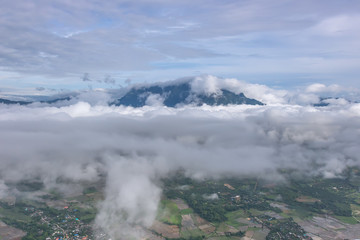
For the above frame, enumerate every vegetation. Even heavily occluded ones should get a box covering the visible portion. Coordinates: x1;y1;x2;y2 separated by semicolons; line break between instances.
271;178;355;216
1;168;360;239
157;199;182;225
265;218;307;240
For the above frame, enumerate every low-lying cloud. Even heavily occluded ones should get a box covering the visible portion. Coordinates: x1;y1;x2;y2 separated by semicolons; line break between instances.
0;94;360;238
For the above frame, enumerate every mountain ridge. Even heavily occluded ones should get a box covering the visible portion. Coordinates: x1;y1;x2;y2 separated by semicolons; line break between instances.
113;82;264;107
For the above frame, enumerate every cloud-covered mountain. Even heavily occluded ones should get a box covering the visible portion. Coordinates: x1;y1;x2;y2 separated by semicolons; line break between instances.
1;76;359;108
313;97;355;107
113;81;264;107
0;98;31;105
0;97;72;106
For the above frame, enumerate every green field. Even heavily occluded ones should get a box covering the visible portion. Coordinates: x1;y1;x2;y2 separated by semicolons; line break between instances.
0;207;31;222
225;210;248;228
335;215;359;224
205;237;240;240
157;199;182;225
180;208;194;215
181;228;204;238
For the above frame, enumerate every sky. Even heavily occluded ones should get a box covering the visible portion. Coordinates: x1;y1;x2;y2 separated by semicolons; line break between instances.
1;0;360;94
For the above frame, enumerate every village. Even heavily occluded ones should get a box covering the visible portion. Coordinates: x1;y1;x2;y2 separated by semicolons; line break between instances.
1;170;360;240
0;200;99;240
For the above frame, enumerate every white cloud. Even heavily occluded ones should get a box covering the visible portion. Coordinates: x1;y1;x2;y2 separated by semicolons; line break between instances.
203;193;219;200
306;83;342;93
310;15;360;37
191;75;221;95
290;93;320;105
322;98;349;106
1;99;360;237
185;75;288;104
1;1;360;90
145;94;165;106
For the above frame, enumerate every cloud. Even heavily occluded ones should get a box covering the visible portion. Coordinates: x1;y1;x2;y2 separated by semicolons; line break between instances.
103;75;116;84
95;155;164;238
145;94;165;106
288;93;320;105
82;73;91;82
191;75;221;95
1;0;360;90
306;83;342;93
81;73;117;85
304;82;360;102
309;15;360;37
203;193;219;200
1;97;360;238
0;180;9;199
36;87;46;91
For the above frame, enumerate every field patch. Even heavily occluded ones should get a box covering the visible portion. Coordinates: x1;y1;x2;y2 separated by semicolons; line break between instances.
151;220;180;239
0;221;26;240
157;199;182;225
295;196;321;203
225;210;248;228
334;215;359;224
172;198;190;210
0;206;31;222
181;214;197;230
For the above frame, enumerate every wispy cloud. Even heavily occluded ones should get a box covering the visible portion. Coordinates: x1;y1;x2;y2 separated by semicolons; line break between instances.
1;0;360;90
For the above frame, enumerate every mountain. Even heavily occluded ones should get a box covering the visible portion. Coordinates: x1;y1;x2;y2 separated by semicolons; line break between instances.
0;98;31;105
113;82;264;107
0;79;264;108
0;97;74;105
40;96;72;104
313;97;354;107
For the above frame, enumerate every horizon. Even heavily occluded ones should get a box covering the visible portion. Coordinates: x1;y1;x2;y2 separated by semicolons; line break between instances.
1;75;359;105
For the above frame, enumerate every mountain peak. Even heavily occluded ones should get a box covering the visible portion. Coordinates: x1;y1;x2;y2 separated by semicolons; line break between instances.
113;80;264;107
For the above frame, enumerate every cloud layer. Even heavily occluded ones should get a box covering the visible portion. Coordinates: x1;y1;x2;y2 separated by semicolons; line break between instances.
1;0;360;92
1;90;360;238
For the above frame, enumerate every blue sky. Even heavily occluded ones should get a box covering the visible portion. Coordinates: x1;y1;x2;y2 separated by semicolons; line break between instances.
1;0;360;94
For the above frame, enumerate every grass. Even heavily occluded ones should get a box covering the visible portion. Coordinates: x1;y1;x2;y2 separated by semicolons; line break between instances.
334;215;359;224
180;208;194;215
279;211;292;218
225;210;248;228
293;207;313;219
295;196;320;203
180;229;204;238
247;226;261;231
225;219;247;228
351;204;360;216
248;209;267;216
252;229;269;240
264;194;278;200
77;207;97;223
0;207;31;222
345;191;360;199
278;206;312;220
215;222;229;232
157;199;182;225
226;209;247;219
208;237;240;240
18;199;44;208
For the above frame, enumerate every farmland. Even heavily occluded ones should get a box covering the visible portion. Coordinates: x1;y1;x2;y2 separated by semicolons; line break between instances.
1;168;360;239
